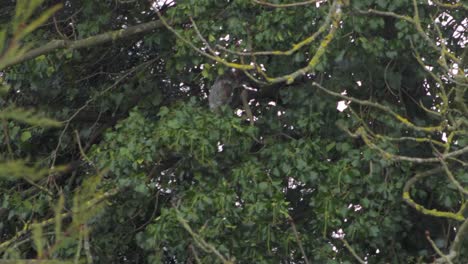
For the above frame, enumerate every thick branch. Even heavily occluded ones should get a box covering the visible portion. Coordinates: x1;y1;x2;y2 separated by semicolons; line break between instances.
4;20;164;68
402;168;465;221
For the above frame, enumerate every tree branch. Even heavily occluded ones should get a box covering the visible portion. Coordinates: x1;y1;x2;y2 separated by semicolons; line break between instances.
402;168;465;221
341;239;365;264
312;82;446;133
4;20;164;68
435;217;468;263
252;0;323;8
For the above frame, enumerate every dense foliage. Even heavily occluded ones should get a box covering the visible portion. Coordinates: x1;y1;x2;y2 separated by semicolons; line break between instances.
1;0;467;263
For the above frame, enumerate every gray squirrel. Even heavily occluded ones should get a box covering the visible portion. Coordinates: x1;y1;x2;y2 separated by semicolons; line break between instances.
208;70;245;111
208;70;254;125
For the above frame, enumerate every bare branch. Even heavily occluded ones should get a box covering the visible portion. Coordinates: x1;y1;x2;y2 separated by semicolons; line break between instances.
216;7;332;57
439;158;468;196
430;0;468;10
176;211;234;264
402;168;465;221
155;9;256;71
435;218;468;263
312;82;446;133
3;20;164;68
341;239;365;264
189;16;217;56
252;0;323;8
354;127;468;164
426;231;453;264
355;9;413;23
263;2;342;84
157;0;342;85
288;216;311;264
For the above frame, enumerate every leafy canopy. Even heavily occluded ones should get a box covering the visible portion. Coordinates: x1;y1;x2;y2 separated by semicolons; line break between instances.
0;0;467;263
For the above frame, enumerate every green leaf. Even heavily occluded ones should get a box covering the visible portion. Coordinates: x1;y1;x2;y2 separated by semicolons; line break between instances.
325;142;335;152
20;131;32;142
258;182;269;191
208;34;216;42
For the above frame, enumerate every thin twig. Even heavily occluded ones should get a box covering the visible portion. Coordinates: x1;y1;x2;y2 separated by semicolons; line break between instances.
438;157;468;195
155;9;255;71
341;239;365;264
176;210;234;264
189;16;217;56
312;82;446;133
288;216;311;264
252;0;322;8
434;218;468;263
431;0;468;10
189;244;202;264
426;231;453;264
49;58;157;171
216;4;334;57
